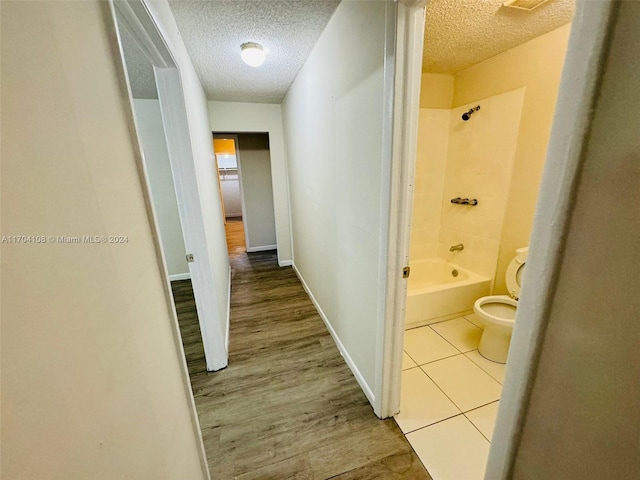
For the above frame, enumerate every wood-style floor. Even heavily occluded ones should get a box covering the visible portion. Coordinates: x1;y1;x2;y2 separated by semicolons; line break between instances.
171;218;431;479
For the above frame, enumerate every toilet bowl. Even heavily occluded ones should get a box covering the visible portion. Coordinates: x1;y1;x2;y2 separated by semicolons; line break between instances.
473;247;528;363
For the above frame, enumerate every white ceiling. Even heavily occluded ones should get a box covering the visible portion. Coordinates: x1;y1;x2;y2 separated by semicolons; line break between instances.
168;0;341;104
423;0;575;74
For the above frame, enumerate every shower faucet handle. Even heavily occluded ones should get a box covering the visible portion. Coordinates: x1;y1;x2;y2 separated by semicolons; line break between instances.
450;197;478;206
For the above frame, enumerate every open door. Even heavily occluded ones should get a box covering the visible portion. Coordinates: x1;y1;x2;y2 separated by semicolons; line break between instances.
113;0;228;371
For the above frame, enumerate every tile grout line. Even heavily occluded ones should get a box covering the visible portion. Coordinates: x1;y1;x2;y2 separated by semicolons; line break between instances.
403;412;464;436
417;364;467;415
463;410;493;444
427;318;479;354
418;358;501;415
464;350;505;385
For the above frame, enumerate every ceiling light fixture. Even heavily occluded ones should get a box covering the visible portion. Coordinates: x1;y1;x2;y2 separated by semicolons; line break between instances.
240;42;266;67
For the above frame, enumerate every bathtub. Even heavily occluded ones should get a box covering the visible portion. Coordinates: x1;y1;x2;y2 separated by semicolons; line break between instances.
405;258;491;328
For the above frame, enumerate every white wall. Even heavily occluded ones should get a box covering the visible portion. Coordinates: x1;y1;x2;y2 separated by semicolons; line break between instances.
208;101;292;266
0;1;207;478
438;89;525;280
220;171;243;217
453;25;572;293
410;109;449;261
237;133;277;250
145;0;231;358
132;99;189;278
281;0;391;402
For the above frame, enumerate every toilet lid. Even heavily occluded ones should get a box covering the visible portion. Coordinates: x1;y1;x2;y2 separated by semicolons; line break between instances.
505;248;528;300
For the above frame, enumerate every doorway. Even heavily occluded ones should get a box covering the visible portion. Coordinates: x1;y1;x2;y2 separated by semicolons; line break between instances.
388;1;576;478
213;132;277;256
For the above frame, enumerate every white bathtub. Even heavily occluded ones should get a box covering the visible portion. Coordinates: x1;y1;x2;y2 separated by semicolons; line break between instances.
405;258;490;328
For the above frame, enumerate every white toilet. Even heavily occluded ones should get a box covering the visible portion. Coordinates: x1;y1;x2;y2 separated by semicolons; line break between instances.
473;247;528;363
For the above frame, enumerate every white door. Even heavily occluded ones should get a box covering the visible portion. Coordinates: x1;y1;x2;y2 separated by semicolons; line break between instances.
115;0;228;371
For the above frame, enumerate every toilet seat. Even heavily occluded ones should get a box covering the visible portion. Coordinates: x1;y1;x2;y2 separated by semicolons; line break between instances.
505;247;528;300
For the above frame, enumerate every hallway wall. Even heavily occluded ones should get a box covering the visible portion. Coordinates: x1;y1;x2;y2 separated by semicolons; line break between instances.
281;0;391;401
132;99;189;278
208;101;292;266
237;133;277;251
0;1;207;478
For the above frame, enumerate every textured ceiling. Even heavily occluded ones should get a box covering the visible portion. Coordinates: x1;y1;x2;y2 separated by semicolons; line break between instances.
423;0;575;74
168;0;341;103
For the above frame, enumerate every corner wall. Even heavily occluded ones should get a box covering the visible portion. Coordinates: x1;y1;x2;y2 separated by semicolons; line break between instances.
281;0;390;400
453;24;572;292
0;1;206;478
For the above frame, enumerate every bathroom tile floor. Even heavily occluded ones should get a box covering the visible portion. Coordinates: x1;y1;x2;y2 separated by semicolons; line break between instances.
395;314;506;480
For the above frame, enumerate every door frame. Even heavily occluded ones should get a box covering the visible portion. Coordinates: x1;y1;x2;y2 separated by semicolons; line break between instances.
111;0;228;371
375;0;427;419
213;133;251;248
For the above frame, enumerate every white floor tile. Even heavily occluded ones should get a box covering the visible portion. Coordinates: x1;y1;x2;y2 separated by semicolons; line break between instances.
403;352;418;370
466;401;500;442
422;355;502;412
394;368;461;434
404;326;460;365
463;313;483;328
407;415;490;480
465;350;506;384
431;317;482;352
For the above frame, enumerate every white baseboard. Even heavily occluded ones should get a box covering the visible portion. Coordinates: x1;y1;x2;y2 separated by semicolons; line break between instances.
246;244;277;253
169;272;191;281
292;263;375;406
278;260;292;267
225;265;231;353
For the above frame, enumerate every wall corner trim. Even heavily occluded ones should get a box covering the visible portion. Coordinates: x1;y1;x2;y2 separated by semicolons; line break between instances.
292;264;376;406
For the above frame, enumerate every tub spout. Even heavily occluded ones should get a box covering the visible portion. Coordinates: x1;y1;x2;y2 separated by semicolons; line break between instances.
449;243;464;252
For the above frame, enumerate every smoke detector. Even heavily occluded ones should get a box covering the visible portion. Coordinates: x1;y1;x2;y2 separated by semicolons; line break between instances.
503;0;552;11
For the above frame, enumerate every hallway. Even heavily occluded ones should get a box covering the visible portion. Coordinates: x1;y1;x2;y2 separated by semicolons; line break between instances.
170;221;431;479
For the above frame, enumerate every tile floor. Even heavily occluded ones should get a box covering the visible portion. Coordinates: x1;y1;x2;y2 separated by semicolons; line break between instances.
395;314;507;480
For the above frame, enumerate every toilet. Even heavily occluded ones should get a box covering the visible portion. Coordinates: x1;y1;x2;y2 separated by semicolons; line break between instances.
473;247;528;363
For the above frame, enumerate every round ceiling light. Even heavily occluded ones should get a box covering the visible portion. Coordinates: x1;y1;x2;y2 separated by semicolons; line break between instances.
240;42;266;67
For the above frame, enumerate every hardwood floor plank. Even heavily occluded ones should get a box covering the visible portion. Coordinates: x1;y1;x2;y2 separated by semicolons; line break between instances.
169;221;431;479
329;451;432;480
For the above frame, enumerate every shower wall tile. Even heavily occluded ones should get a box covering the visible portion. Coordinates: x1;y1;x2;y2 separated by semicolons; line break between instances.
410;109;450;263
438;88;525;280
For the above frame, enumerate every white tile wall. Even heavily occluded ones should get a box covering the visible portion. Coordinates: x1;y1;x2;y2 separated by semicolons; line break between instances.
410;109;450;262
437;88;525;280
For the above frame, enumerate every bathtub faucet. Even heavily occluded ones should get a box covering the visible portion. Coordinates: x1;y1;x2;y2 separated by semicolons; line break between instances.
449;243;464;252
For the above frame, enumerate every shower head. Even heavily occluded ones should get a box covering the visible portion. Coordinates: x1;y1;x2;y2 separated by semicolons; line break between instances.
462;105;481;121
